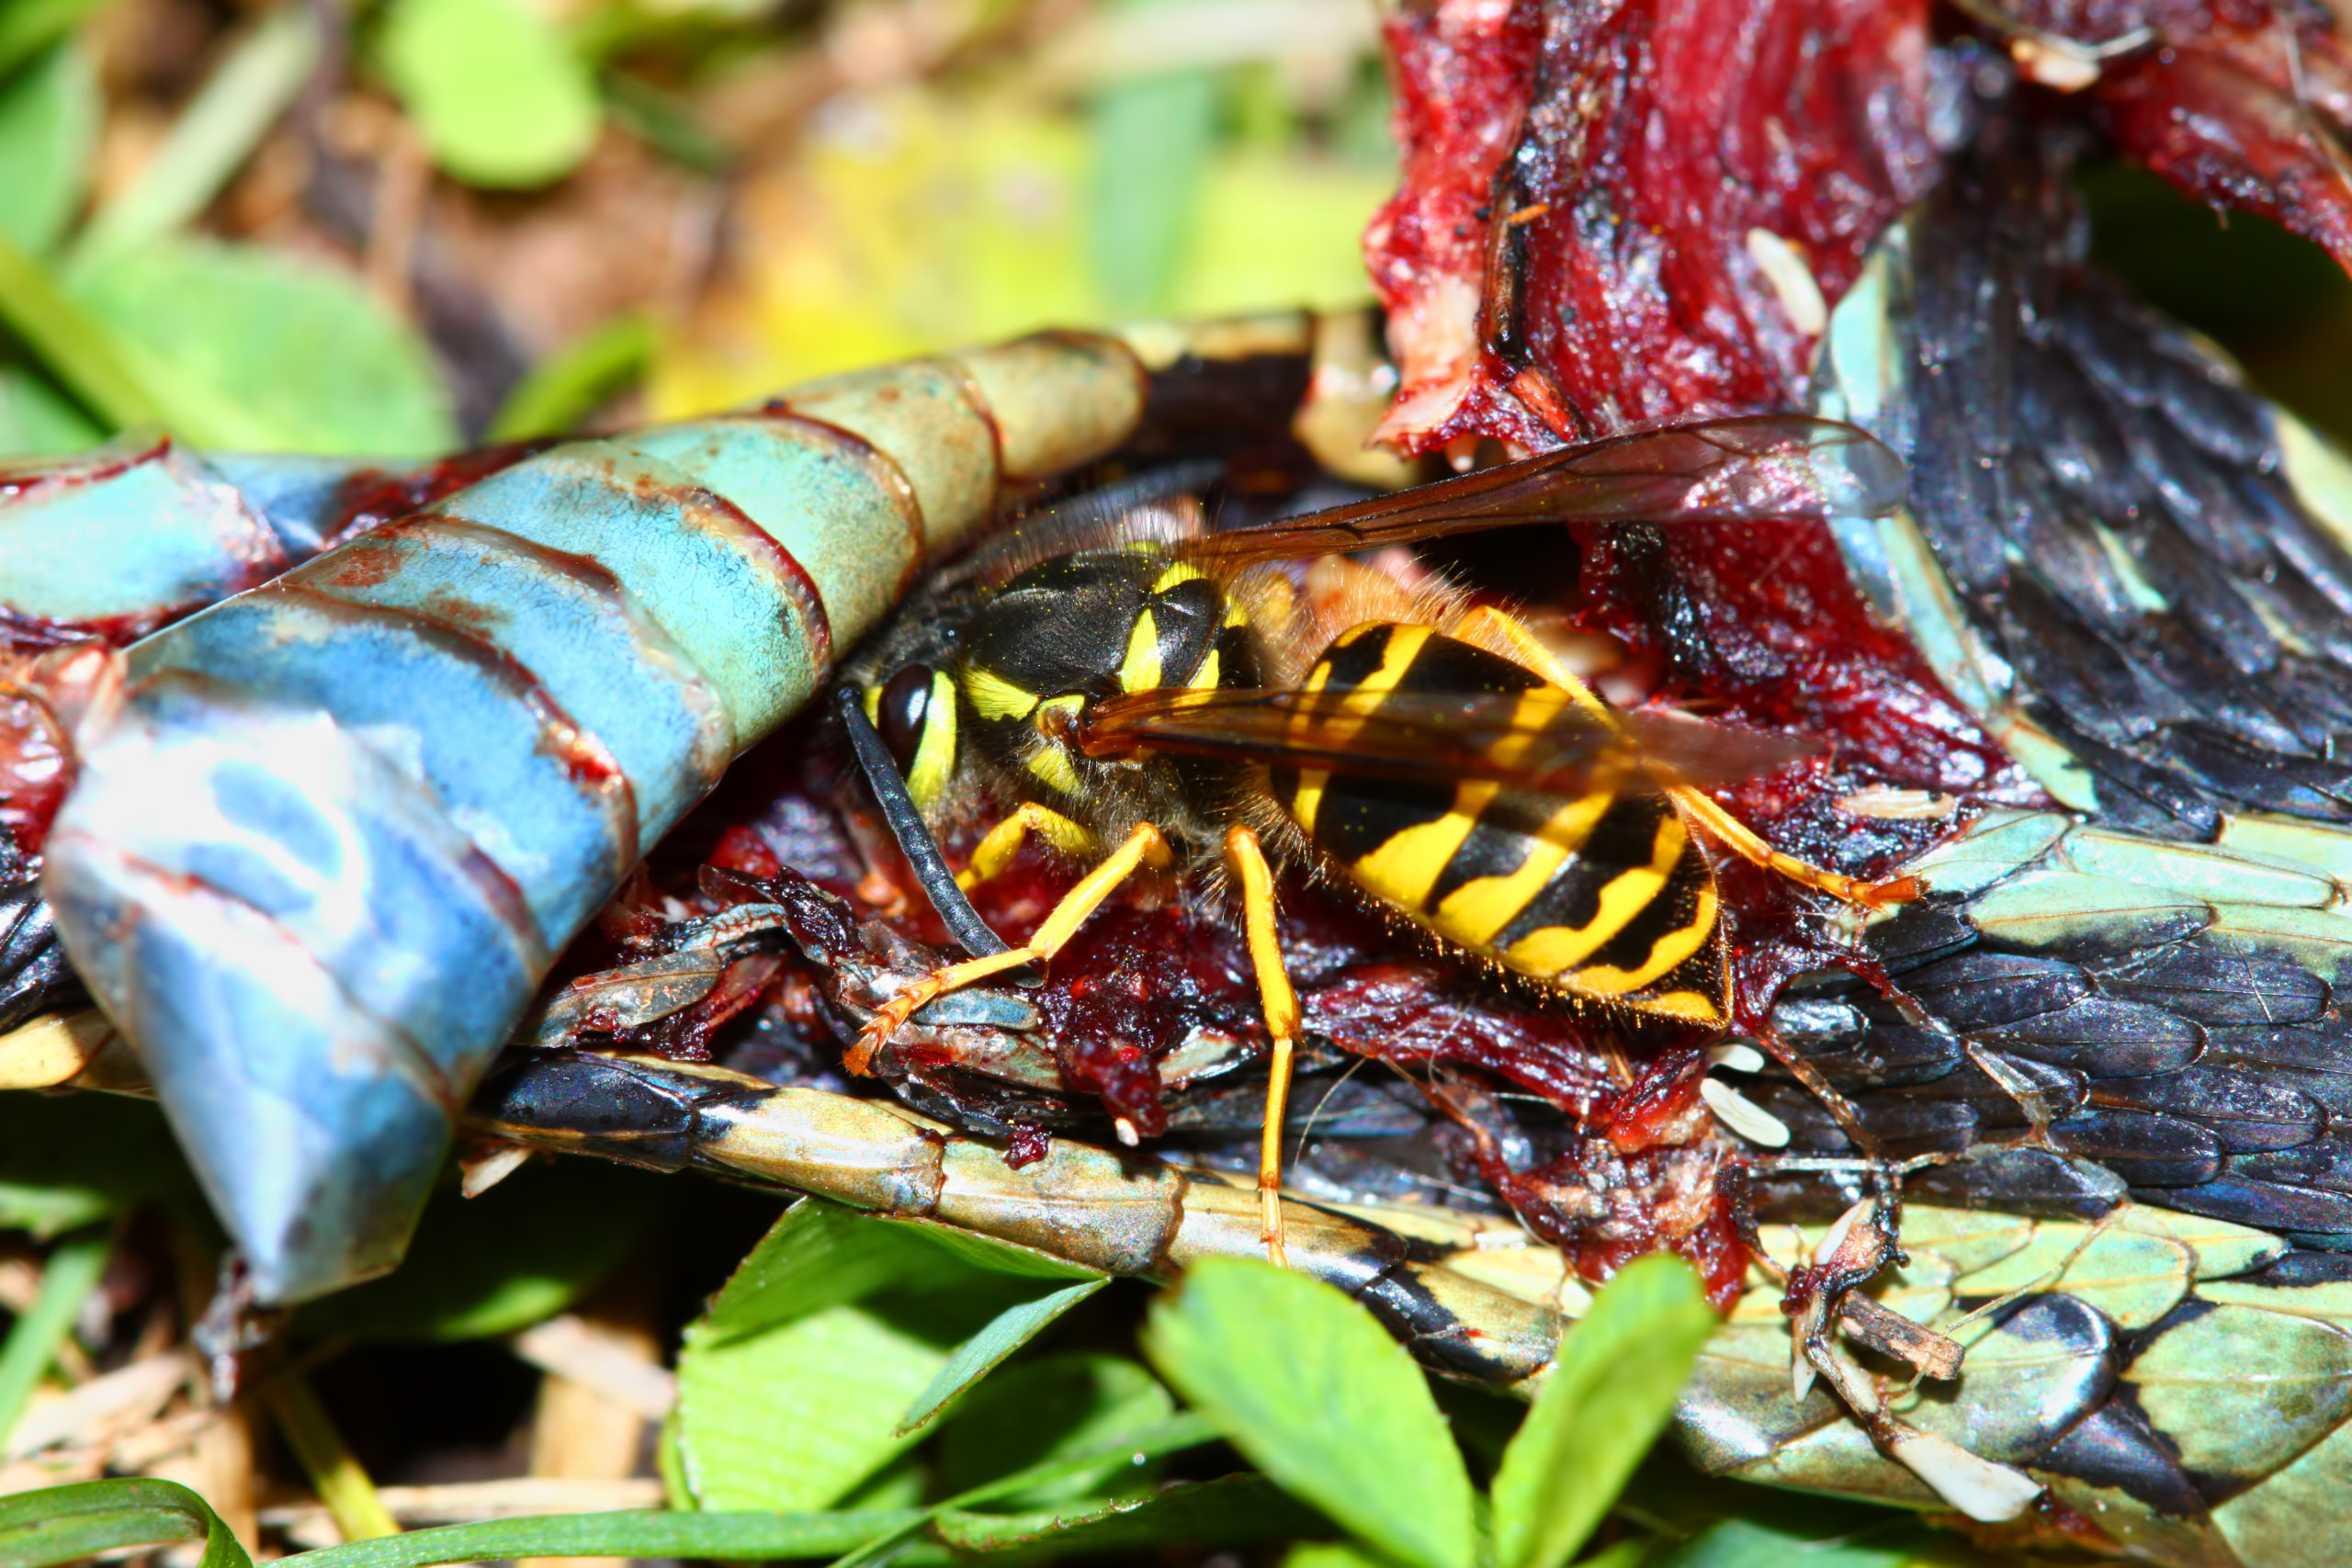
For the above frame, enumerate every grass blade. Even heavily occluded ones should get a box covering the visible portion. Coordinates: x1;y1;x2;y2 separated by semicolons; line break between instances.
893;1278;1106;1438
288;1508;924;1568
0;1226;109;1451
262;1373;400;1543
0;1478;251;1568
487;312;653;441
74;6;320;260
1490;1254;1719;1568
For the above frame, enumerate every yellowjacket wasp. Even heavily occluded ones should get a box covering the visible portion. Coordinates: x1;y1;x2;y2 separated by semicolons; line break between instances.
837;413;1919;1260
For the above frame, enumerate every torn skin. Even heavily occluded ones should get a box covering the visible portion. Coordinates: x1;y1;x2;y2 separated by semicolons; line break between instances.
1367;0;2352;459
1367;0;1939;456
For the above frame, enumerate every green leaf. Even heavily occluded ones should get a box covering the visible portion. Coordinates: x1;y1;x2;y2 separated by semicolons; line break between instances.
487;311;652;441
293;1159;657;1343
1491;1253;1718;1568
933;1473;1327;1560
0;228;167;432
1649;1518;1924;1568
0;364;99;457
936;1354;1175;1506
828;1413;1225;1568
65;239;457;455
1281;1545;1394;1568
74;7;318;260
0;41;96;254
697;1199;959;1344
895;1278;1106;1438
293;1509;925;1568
0;0;113;80
1088;58;1217;315
677;1297;957;1511
1141;1256;1476;1568
884;1217;1109;1281
675;1204;1039;1511
0;1478;251;1568
0;1227;109;1449
0;1090;178;1231
377;0;600;189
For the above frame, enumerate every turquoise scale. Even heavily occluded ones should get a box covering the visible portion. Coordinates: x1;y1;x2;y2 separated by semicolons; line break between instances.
40;332;1149;1303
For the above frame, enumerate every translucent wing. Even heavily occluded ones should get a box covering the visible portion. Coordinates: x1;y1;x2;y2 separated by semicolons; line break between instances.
1078;685;1817;795
1178;414;1905;568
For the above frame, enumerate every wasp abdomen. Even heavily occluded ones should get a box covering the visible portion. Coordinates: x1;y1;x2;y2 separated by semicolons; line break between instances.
1271;622;1725;1023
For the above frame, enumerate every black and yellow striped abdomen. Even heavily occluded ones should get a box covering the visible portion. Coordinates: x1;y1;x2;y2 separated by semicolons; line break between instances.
1268;623;1725;1024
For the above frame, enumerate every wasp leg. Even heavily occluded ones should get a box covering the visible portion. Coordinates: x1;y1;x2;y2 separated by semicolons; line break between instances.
1668;786;1919;912
1224;824;1302;1268
956;803;1101;891
849;822;1171;1074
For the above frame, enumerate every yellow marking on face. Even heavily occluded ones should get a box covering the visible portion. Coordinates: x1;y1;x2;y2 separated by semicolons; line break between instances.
862;685;884;726
1430;791;1614;948
1351;781;1495;911
903;670;959;807
1120;609;1162;692
1021;695;1087;796
1027;745;1083;796
1152;561;1207;592
965;665;1039;723
1187;646;1221;690
1497;815;1690;980
1288;768;1329;835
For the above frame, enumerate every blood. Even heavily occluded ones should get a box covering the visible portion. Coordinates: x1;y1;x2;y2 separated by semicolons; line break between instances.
316;442;549;551
1365;0;2352;454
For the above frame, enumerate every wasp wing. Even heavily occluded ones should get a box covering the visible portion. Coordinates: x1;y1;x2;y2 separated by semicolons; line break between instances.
1078;685;1817;795
1177;414;1905;568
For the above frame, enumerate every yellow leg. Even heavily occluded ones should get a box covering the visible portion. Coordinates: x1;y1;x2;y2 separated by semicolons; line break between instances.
849;822;1171;1075
1670;786;1918;912
956;803;1100;890
1453;604;1918;915
1225;825;1301;1268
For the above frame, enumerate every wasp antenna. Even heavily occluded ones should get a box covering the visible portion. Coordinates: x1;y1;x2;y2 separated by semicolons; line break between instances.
835;685;1035;978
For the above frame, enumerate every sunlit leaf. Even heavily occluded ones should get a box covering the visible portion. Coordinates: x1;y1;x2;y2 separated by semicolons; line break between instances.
1141;1256;1475;1568
377;0;599;189
1491;1253;1718;1568
675;1201;1051;1511
0;42;95;255
65;239;457;455
675;1298;956;1511
696;1198;956;1343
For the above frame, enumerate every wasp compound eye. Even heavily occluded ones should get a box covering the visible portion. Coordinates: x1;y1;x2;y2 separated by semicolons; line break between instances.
876;664;934;770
